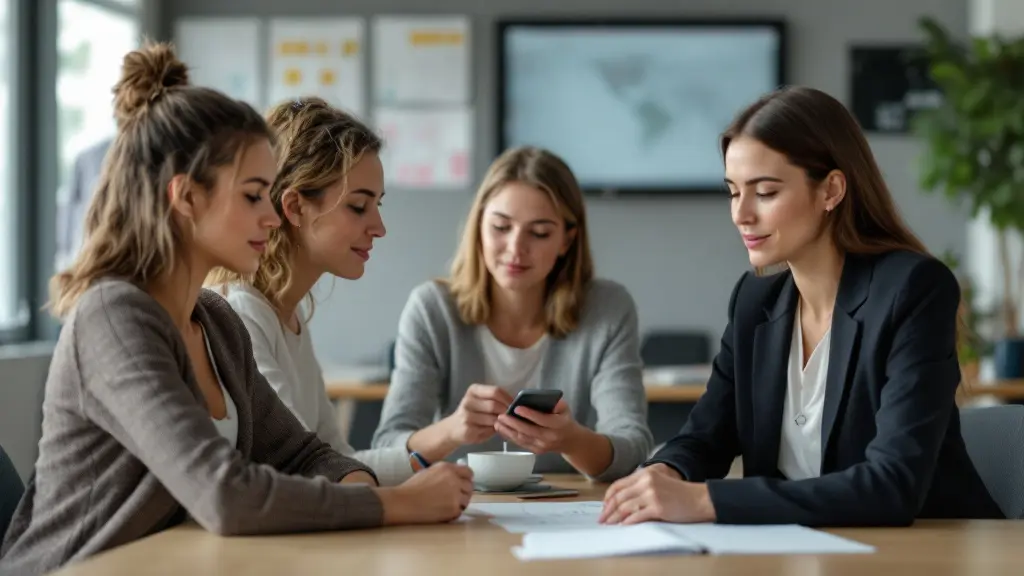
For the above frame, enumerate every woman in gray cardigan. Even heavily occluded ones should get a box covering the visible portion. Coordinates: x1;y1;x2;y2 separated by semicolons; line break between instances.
0;43;471;576
372;147;654;482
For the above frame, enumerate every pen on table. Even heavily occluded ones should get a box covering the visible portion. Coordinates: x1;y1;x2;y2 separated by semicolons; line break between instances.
410;451;431;471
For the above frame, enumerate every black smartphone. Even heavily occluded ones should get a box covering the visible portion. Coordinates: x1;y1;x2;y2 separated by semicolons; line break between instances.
505;389;563;422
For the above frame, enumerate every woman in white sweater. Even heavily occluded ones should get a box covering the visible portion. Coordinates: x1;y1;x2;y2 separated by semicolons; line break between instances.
206;97;414;485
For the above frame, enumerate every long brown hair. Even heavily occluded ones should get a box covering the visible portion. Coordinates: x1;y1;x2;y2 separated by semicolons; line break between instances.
48;41;271;318
446;146;594;338
205;97;382;314
722;86;969;395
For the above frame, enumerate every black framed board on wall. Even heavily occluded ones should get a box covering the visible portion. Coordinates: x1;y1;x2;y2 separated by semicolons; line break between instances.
496;18;787;196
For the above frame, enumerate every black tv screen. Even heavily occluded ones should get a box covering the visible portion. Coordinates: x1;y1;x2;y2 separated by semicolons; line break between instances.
497;19;786;195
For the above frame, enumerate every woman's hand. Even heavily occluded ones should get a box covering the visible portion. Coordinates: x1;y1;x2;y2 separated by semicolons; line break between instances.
443;384;513;445
375;463;475;525
494;399;580;454
599;466;716;525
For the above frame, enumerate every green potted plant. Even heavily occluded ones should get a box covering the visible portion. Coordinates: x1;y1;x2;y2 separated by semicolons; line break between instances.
913;17;1024;378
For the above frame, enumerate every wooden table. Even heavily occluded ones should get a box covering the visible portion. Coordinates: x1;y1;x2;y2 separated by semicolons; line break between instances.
52;475;1022;575
325;380;1024;403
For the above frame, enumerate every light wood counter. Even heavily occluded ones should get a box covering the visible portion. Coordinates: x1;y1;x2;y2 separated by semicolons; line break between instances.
325;380;1024;403
52;474;1023;575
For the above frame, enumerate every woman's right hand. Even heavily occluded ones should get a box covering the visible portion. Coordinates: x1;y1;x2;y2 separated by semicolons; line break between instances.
443;384;513;444
376;462;475;525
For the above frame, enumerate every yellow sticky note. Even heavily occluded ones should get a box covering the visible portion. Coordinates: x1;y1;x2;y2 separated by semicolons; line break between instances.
284;68;302;85
279;41;310;55
319;69;336;86
342;40;359;56
409;31;464;46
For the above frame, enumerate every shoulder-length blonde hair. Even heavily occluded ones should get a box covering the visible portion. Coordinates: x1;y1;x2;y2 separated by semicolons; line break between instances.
446;146;594;338
205;96;382;314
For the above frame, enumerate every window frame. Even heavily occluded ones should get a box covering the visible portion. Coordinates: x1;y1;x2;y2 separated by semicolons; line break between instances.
0;0;150;346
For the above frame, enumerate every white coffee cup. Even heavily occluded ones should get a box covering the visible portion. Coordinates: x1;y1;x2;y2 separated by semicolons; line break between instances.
467;451;536;491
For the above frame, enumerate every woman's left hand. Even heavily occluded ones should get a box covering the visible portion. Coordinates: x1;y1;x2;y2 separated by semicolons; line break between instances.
599;466;716;525
494;399;580;454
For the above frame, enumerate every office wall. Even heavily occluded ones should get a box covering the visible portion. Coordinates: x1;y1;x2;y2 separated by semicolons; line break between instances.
0;343;51;480
167;0;970;367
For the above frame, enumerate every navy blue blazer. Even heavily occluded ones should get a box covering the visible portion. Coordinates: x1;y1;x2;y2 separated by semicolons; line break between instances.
649;250;1004;526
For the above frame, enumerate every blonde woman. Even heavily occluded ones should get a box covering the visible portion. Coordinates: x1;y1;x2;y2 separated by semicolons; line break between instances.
372;146;654;481
207;98;414;485
0;44;471;576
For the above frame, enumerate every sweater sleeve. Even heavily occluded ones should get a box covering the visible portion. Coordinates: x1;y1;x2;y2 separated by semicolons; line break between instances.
585;284;655;482
74;283;383;536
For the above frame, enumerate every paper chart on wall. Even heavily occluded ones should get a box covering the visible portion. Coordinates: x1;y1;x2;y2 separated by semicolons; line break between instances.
375;107;472;189
267;18;365;116
174;18;262;108
373;15;470;105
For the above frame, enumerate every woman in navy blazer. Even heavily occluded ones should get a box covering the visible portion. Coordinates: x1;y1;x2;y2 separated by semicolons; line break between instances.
601;86;1004;527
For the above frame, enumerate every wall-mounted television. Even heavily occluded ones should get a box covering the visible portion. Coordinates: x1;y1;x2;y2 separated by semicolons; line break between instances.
497;18;787;195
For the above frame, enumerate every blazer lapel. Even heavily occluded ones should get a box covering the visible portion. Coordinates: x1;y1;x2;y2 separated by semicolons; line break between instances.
752;274;798;473
820;255;871;465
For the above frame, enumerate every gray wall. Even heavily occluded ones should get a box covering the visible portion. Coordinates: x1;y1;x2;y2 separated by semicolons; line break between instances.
166;0;969;368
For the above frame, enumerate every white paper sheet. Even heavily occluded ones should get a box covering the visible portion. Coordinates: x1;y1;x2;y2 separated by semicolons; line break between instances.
375;107;472;189
464;501;604;533
512;522;876;561
373;16;470;105
174;18;262;107
267;18;365;116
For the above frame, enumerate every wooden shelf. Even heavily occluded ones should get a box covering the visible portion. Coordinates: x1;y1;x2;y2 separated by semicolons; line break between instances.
325;380;1024;403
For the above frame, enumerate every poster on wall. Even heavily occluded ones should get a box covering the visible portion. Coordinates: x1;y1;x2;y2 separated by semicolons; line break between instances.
375;107;472;189
174;18;262;108
849;45;942;134
373;16;471;105
267;18;365;116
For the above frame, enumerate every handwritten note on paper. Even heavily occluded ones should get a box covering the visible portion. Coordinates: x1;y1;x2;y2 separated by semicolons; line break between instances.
375;107;472;189
464;501;605;533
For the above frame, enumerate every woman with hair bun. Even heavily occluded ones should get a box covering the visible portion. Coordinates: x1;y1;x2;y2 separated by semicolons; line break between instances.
0;43;472;576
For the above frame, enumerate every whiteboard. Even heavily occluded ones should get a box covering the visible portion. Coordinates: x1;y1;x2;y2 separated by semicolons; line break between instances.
267;18;365;116
174;17;262;108
375;107;472;189
373;15;470;105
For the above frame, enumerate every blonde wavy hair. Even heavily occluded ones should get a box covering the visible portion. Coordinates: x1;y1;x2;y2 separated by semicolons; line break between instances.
445;146;594;338
205;97;382;314
48;41;271;318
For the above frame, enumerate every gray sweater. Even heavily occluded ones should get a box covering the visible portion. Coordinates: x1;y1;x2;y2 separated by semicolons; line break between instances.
0;280;383;576
372;279;653;482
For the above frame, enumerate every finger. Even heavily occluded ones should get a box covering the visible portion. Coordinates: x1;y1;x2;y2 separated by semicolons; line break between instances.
601;476;644;517
513;406;565;428
464;398;507;415
453;464;474;481
470;384;513;406
600;495;644;525
497;413;539;436
553;399;569;414
621;504;660;525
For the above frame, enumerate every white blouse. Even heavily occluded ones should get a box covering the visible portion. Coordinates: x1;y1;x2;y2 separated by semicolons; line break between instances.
777;305;831;480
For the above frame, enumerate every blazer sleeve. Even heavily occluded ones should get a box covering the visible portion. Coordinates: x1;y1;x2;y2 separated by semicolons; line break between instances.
74;285;383;536
372;285;447;450
706;259;962;527
586;287;654;482
644;272;746;481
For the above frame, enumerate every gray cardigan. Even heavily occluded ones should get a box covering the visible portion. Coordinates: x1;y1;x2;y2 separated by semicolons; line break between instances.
0;280;383;576
372;279;653;482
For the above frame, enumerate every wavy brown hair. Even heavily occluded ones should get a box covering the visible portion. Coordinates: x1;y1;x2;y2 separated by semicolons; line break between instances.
446;146;594;338
722;86;969;394
205;97;382;313
48;41;271;318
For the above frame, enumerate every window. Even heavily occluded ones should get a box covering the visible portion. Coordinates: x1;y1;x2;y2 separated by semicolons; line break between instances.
0;0;23;334
57;1;138;186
